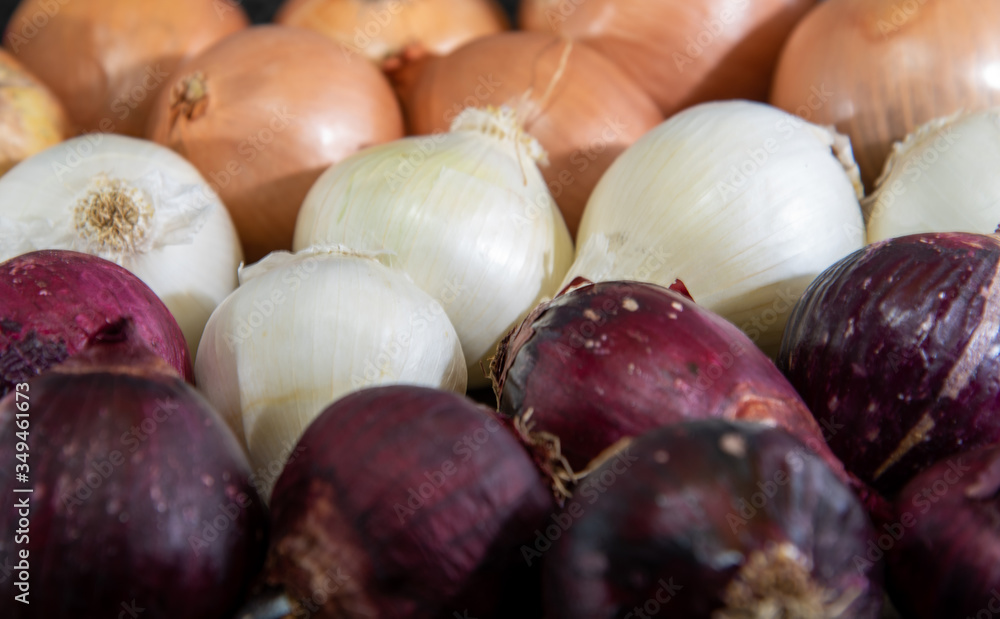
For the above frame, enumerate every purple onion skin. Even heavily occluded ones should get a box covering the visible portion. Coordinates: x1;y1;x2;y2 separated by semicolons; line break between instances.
885;445;1000;619
543;420;883;619
265;385;555;619
0;343;266;618
0;250;193;395
778;232;1000;496
491;280;849;482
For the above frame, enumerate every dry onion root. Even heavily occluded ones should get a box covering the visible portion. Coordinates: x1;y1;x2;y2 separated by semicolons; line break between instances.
2;0;248;137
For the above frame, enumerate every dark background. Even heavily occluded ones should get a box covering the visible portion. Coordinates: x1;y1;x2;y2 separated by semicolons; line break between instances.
0;0;523;33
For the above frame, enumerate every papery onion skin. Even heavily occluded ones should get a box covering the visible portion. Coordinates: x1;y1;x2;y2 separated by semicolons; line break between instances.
0;250;193;396
491;280;852;490
0;339;267;618
520;0;816;118
778;232;1000;496
396;31;662;237
543;420;882;618
265;385;554;619
885;445;1000;619
274;0;509;61
563;100;865;357
3;0;248;137
147;25;404;261
864;108;1000;244
0;134;243;359
0;48;69;175
770;0;1000;191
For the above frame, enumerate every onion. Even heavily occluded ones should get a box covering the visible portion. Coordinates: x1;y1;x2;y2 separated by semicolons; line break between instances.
0;134;242;358
0;332;267;618
770;0;1000;191
520;0;816;118
884;445;1000;619
274;0;508;62
146;25;404;261
542;420;883;618
2;0;248;137
490;279;854;498
778;232;1000;495
563;100;865;356
0;250;192;396
394;31;662;236
263;385;554;619
0;48;69;175
864;108;1000;244
294;106;572;387
195;245;467;497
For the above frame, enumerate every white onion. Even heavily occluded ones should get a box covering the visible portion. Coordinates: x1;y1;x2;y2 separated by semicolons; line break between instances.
565;100;866;355
0;134;241;357
195;244;467;497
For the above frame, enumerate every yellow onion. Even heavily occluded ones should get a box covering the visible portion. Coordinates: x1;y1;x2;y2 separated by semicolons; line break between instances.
0;48;69;175
274;0;508;62
770;0;1000;190
395;31;662;236
519;0;816;118
146;25;404;262
2;0;248;137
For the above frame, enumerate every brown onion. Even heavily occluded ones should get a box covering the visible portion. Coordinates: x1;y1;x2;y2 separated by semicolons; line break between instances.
2;0;248;137
146;25;404;261
393;31;662;237
274;0;508;62
0;48;69;175
519;0;816;118
770;0;1000;191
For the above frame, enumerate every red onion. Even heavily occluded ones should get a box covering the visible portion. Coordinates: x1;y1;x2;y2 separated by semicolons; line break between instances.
778;232;1000;495
0;250;193;396
0;334;267;618
542;420;883;618
263;385;554;619
490;279;851;496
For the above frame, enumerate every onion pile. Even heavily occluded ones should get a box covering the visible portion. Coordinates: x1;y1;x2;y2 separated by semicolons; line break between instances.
0;48;68;175
146;25;404;261
264;385;554;619
275;0;509;61
543;420;883;618
520;0;817;118
3;0;248;137
491;279;853;497
0;250;192;395
0;134;242;357
770;0;1000;190
779;232;1000;495
0;334;267;618
394;31;662;236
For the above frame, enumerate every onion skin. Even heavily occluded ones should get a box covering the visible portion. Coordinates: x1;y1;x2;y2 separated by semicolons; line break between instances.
885;445;1000;619
396;31;662;237
778;232;1000;496
0;48;69;175
265;385;554;619
519;0;816;118
275;0;509;61
3;0;248;137
0;250;193;396
770;0;1000;190
491;280;851;491
147;25;403;261
0;340;267;618
543;420;883;618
